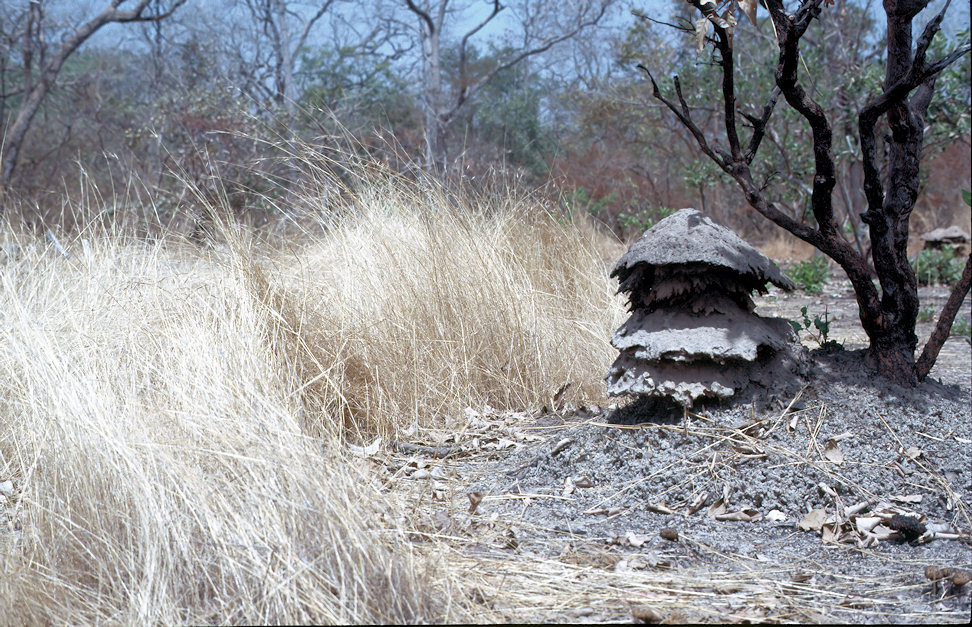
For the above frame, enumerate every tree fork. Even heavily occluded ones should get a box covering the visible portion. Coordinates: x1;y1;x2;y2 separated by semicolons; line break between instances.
639;0;969;385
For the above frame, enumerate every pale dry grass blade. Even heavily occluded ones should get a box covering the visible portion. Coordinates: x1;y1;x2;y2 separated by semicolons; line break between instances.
0;144;630;623
0;233;443;624
263;174;625;437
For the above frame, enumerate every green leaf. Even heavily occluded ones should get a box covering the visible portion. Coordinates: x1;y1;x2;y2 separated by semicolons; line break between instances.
962;189;971;207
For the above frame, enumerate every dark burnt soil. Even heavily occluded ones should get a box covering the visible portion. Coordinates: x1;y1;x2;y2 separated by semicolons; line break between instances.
385;282;971;623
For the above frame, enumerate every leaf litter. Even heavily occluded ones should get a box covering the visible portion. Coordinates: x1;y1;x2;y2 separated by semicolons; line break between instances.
381;347;970;623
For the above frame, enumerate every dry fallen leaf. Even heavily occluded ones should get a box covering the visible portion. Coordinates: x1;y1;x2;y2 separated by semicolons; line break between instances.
817;482;838;498
799;508;827;531
502;528;518;550
821;524;839;543
550;381;571;411
626;531;649;548
348;436;381;456
845;500;872;517
855;516;882;534
790;571;812;584
766;509;786;522
903;446;923;461
550;438;572;456
583;506;624;516
467;491;483;515
574;476;594;489
870;524;895;540
562;477;575;496
707;497;727;519
646;501;675;515
715;508;762;522
890;494;922;504
687;491;708;515
823;439;844;464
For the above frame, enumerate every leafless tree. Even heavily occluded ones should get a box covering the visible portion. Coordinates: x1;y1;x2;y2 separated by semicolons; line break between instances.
236;0;343;124
0;0;186;192
402;0;615;174
639;0;971;384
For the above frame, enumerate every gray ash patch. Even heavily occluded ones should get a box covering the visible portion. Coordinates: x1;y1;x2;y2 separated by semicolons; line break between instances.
456;349;971;622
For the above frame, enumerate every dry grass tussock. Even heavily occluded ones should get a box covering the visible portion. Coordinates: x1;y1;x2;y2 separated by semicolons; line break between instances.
0;168;626;622
264;178;626;437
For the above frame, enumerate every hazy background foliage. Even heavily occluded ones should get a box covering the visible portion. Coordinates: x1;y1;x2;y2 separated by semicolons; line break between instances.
0;0;967;243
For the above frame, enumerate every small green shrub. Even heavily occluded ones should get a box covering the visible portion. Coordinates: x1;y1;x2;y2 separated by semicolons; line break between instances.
787;255;829;295
917;305;937;323
952;316;971;338
915;307;970;337
562;187;616;218
911;244;964;285
617;206;676;235
789;305;840;350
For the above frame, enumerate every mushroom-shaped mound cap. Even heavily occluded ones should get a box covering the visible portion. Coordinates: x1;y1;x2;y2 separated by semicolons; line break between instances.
611;209;794;291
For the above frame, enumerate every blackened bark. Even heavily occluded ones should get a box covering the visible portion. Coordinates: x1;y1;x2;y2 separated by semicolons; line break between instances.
915;255;972;381
641;0;970;385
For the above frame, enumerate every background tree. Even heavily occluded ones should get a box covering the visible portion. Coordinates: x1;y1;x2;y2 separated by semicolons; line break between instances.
0;0;966;251
636;0;971;383
400;0;615;174
0;0;186;192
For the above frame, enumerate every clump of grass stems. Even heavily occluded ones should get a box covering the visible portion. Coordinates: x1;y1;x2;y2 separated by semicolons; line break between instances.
0;145;626;623
262;168;626;437
0;227;445;623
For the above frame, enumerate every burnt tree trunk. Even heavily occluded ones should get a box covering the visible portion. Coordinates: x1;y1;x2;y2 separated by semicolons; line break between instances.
640;0;970;385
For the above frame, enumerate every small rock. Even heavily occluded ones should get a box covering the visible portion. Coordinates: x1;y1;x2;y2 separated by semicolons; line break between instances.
926;566;972;587
410;469;430;480
632;606;664;623
0;480;13;497
659;527;679;541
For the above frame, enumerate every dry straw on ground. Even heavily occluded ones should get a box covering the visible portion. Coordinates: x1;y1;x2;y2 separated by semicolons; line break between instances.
0;158;627;623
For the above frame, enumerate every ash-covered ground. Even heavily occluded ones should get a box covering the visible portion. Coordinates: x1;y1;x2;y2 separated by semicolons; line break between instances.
386;282;971;623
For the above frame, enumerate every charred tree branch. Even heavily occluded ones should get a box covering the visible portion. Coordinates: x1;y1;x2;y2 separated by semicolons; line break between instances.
744;87;781;163
767;0;839;239
915;255;972;381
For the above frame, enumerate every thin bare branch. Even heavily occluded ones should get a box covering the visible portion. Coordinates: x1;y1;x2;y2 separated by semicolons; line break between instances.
454;2;608;119
637;65;718;165
766;0;840;239
631;9;692;33
744;87;781;163
457;0;502;107
404;0;436;35
916;255;972;380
